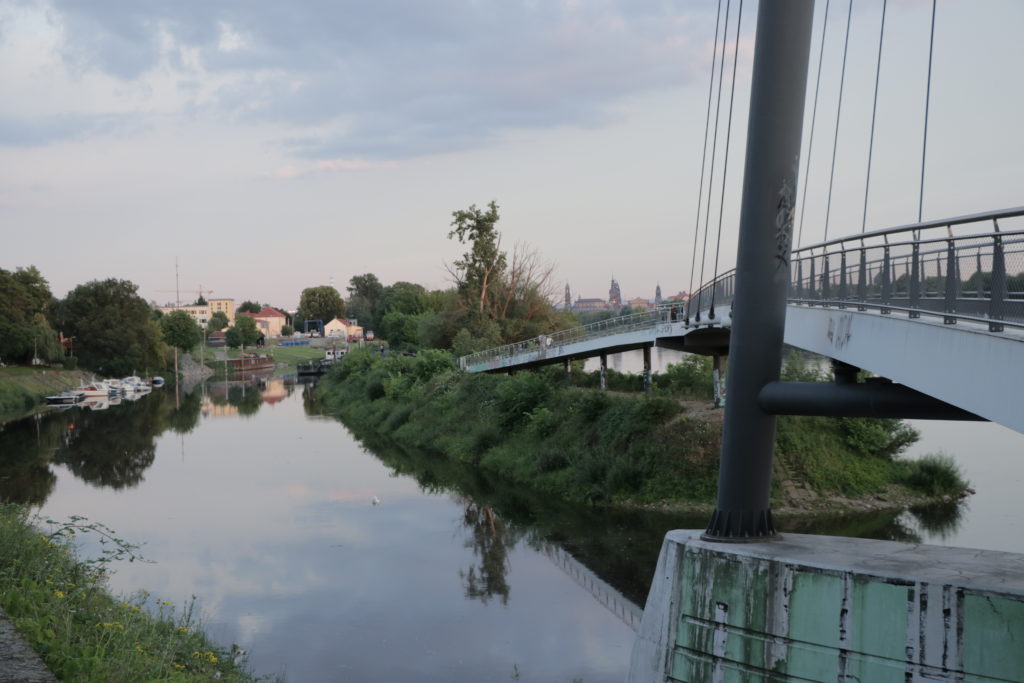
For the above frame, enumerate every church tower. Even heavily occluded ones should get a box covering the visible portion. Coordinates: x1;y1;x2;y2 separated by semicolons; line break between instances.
564;283;572;310
655;283;663;305
609;279;622;308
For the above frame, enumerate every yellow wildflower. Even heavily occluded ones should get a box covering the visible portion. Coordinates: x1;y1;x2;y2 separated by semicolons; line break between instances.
177;626;189;634
54;590;65;599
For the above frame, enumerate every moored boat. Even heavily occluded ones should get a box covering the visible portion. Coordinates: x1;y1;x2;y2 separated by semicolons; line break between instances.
151;376;165;387
227;354;275;372
77;381;113;398
122;376;149;392
45;392;85;405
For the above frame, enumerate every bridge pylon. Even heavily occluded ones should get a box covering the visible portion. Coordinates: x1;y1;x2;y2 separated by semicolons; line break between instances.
703;0;816;541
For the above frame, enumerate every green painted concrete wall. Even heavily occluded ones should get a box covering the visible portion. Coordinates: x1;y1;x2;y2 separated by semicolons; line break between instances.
628;531;1024;682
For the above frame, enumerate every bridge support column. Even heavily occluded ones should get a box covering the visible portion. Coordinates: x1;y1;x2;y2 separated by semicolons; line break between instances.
643;345;652;395
600;353;607;392
704;0;815;541
563;359;570;381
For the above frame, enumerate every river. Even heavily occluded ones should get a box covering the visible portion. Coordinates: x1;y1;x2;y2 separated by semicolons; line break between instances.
0;361;1021;682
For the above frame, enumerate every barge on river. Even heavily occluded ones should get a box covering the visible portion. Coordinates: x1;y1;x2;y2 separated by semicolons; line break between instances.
227;354;276;373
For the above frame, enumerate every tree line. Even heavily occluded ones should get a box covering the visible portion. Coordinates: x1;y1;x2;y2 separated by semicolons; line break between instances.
1;200;579;374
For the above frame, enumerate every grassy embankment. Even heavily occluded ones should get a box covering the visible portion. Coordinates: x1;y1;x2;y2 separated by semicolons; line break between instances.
317;349;968;512
0;504;272;682
0;367;96;423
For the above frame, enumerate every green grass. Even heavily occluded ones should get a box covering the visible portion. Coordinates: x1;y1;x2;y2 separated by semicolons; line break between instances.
0;367;94;423
316;349;970;510
194;342;352;367
0;504;275;682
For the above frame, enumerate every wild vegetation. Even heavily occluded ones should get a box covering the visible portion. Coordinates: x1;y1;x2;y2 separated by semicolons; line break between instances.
318;349;968;511
0;504;272;682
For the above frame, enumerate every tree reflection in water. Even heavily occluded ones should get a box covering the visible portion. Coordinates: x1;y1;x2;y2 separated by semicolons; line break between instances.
0;414;61;504
458;498;521;605
0;385;205;503
332;414;970;611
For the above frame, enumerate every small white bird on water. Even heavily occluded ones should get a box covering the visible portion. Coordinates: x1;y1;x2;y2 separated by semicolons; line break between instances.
372;496;381;506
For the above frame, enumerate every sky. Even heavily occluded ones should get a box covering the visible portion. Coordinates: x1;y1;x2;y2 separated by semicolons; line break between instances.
2;0;1023;310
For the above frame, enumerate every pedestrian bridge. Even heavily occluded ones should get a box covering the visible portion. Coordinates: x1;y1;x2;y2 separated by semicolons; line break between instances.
457;207;1024;434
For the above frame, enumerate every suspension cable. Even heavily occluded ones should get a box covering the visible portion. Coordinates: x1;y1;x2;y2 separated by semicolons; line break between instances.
919;0;937;225
796;0;831;249
687;0;724;320
710;0;744;315
696;0;732;317
823;0;853;243
861;0;887;235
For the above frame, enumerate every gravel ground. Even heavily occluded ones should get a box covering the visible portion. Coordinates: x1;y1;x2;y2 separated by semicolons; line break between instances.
0;608;56;682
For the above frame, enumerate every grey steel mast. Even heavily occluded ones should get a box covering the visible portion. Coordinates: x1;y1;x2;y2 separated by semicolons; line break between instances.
704;0;816;540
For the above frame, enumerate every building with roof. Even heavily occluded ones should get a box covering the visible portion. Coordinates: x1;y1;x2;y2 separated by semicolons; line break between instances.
157;304;210;327
208;298;235;324
237;306;287;337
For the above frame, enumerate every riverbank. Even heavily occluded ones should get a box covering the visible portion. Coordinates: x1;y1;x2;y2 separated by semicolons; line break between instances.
317;349;969;514
0;367;95;423
0;504;270;682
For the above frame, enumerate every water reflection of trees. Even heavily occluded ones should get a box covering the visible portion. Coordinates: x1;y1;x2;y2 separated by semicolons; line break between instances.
0;415;62;504
226;385;263;416
335;416;968;609
301;379;325;416
458;499;520;605
0;386;206;504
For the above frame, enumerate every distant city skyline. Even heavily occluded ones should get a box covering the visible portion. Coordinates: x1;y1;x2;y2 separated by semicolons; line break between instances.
3;1;1022;310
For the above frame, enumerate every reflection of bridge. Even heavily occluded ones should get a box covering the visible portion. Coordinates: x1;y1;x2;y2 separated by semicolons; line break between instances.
538;543;643;632
460;206;1024;434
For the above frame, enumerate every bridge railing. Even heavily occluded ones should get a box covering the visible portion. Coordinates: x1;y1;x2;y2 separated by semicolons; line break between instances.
457;304;674;370
458;267;740;371
790;206;1024;332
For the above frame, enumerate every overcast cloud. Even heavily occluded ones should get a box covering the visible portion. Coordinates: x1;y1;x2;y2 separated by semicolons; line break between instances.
14;1;708;160
3;1;1022;310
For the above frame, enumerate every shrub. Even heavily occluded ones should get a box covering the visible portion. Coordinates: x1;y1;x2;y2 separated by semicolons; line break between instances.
494;372;552;429
839;417;919;459
656;354;713;398
900;454;968;496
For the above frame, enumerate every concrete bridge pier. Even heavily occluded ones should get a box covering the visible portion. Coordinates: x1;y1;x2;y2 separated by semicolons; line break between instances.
600;353;608;391
627;531;1024;683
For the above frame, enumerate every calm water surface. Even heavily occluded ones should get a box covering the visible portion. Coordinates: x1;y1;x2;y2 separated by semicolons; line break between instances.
1;361;1021;682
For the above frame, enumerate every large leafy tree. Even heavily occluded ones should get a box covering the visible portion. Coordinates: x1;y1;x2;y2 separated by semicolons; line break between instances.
55;279;164;375
448;201;505;319
226;315;261;348
207;311;230;332
237;301;262;314
380;281;426;317
346;273;384;328
445;201;566;348
160;310;202;353
297;285;345;328
0;266;63;364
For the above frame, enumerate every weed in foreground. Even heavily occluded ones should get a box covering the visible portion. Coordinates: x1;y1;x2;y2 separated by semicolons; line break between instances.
0;504;277;682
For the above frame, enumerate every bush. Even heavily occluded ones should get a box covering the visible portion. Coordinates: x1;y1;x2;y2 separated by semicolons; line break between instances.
656;355;713;398
900;454;968;496
494;372;552;428
839;417;919;459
